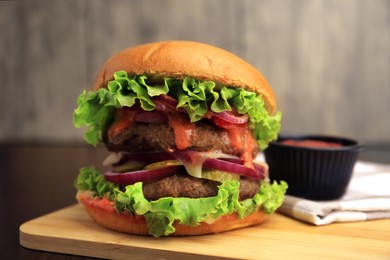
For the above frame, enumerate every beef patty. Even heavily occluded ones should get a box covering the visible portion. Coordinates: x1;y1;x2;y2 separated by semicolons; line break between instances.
142;174;260;201
104;121;258;158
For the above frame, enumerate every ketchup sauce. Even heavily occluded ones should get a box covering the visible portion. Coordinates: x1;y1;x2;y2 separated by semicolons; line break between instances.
281;139;343;148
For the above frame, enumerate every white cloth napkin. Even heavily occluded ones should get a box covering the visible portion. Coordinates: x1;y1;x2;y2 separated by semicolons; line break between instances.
277;161;390;225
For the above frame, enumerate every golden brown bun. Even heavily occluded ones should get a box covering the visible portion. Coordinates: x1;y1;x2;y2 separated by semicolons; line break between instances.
77;192;267;236
92;41;276;114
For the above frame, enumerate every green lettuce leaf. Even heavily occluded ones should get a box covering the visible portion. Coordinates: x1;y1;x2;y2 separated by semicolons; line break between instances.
73;89;118;146
73;71;281;149
74;166;119;200
75;167;288;237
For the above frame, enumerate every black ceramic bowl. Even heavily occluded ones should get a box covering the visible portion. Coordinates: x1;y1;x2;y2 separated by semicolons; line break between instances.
264;135;364;200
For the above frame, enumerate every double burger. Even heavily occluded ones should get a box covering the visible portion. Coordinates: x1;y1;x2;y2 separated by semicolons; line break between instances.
73;41;287;237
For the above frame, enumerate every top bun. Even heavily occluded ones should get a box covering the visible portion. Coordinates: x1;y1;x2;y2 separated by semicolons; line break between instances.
92;41;276;114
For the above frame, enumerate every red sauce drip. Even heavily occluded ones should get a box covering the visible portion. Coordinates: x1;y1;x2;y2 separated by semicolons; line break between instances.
78;194;146;224
107;108;137;140
78;194;115;213
226;126;258;168
166;113;195;150
281;139;343;148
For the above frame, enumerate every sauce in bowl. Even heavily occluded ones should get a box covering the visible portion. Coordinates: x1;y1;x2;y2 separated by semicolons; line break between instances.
265;135;363;200
281;139;343;148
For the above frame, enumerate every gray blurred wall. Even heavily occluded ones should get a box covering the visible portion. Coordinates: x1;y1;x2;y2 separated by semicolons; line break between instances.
1;0;389;144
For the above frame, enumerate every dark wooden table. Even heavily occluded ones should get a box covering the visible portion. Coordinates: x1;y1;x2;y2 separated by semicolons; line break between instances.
1;143;390;259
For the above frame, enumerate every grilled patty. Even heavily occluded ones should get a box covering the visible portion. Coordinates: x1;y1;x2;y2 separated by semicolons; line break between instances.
142;174;260;201
104;122;258;158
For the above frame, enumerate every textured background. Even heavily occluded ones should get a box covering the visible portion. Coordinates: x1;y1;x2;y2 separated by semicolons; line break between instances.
1;0;389;144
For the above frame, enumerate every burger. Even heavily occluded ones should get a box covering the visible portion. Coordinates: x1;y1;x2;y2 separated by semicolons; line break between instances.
73;41;287;237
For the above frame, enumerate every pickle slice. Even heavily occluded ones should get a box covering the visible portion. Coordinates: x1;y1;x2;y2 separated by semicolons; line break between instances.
144;160;181;170
114;161;145;173
201;169;240;182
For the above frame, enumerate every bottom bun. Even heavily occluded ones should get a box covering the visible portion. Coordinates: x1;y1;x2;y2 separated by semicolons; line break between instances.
77;192;267;236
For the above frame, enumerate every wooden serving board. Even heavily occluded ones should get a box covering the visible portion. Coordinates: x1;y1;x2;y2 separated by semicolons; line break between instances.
20;204;390;259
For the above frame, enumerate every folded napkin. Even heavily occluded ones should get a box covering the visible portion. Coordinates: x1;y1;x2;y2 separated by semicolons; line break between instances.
277;161;390;225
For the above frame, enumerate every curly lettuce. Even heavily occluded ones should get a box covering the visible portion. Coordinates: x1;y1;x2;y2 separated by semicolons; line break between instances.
74;167;119;200
73;70;281;149
75;167;288;237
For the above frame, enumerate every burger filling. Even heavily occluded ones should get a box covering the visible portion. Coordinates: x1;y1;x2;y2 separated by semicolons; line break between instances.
73;71;287;237
104;109;259;162
142;174;260;201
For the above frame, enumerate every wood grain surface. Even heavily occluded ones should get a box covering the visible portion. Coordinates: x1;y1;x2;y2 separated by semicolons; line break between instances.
1;0;390;143
19;204;390;259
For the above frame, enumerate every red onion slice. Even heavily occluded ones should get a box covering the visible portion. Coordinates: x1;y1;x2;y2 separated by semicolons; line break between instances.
172;150;266;180
219;158;268;176
212;110;248;124
153;95;180;112
104;165;182;185
134;110;167;124
203;158;265;180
